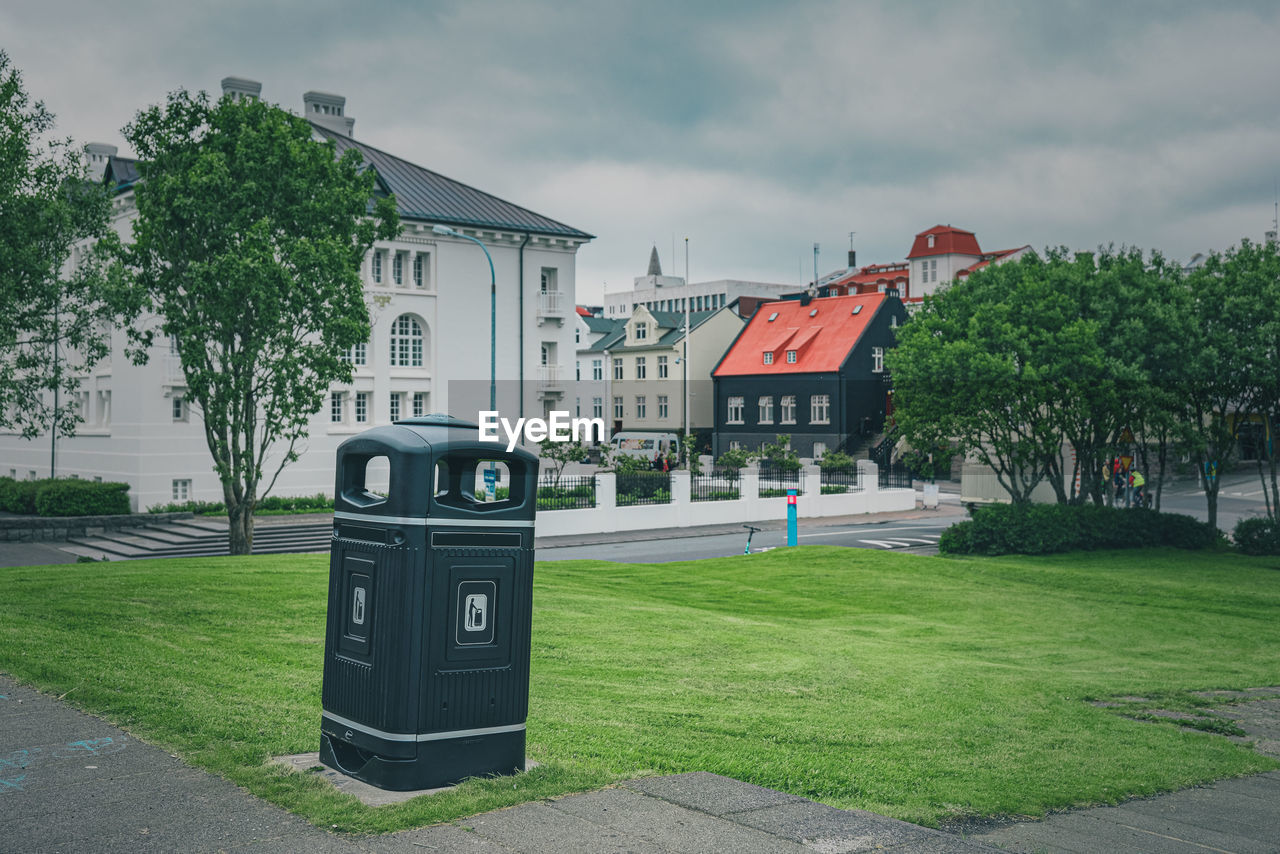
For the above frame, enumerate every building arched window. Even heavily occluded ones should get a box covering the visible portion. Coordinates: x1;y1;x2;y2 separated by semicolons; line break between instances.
390;314;424;367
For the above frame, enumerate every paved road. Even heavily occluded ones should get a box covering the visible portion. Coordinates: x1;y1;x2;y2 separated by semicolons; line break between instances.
537;516;960;563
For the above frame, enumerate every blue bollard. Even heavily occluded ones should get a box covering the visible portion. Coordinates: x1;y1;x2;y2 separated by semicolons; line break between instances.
787;489;797;546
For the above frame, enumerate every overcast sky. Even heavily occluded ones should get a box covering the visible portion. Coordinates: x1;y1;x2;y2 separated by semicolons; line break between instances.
5;1;1279;302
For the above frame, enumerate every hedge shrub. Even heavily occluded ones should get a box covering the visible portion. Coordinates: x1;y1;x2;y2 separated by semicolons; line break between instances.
0;478;131;517
147;493;333;515
0;477;39;514
939;502;1222;556
34;480;131;517
1233;517;1280;556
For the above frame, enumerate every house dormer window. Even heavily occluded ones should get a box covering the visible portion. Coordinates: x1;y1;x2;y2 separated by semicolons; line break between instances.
927;234;936;249
763;352;774;365
635;323;647;340
786;350;797;363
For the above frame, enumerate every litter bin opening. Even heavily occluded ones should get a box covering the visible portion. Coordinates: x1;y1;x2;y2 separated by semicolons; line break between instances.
434;456;528;513
340;453;392;509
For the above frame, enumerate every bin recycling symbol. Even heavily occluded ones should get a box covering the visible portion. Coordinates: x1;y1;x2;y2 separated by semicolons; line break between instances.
456;580;496;646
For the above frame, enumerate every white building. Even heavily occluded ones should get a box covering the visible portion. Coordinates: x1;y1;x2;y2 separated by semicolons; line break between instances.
602;247;795;318
0;77;592;510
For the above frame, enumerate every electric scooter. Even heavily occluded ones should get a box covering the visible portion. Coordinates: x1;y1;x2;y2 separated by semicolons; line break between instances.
742;524;762;554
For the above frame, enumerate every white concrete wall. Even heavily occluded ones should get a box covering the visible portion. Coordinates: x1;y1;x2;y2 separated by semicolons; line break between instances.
535;464;916;537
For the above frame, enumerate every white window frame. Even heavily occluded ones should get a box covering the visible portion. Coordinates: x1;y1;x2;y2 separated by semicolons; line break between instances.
171;396;187;422
592;359;603;381
172;479;191;501
786;350;797;364
780;395;796;425
413;392;426;418
613;358;623;380
355;391;369;423
330;391;344;423
657;355;668;378
371;250;383;284
389;392;402;422
592;397;603;418
763;351;774;365
636;356;646;380
810;394;830;425
758;396;773;424
657;395;669;420
636;395;646;420
872;346;884;373
613;396;624;419
392;252;403;286
727;395;744;424
390;315;424;368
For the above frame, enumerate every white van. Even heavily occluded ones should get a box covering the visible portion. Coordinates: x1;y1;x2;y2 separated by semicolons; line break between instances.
610;432;680;461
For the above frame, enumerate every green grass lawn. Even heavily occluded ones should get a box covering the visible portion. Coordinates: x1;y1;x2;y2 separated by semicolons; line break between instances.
2;546;1278;834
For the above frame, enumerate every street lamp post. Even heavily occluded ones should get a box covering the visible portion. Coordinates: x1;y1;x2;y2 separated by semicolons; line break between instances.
433;225;496;414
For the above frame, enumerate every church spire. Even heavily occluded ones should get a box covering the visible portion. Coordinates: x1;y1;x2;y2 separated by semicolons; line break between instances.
647;246;662;277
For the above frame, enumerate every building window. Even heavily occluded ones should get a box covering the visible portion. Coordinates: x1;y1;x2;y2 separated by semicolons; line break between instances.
355;392;369;423
592;359;603;381
371;250;383;284
636;395;646;419
636;356;646;379
575;326;581;344
927;234;935;249
872;346;884;373
592;397;603;418
763;352;774;365
657;355;668;378
171;396;187;421
389;392;402;422
613;396;624;419
413;253;424;288
780;395;796;424
341;341;367;366
172;479;191;501
413;392;426;417
635;323;647;340
930;258;937;282
390;314;424;367
392;252;403;286
658;395;669;419
786;350;797;364
758;396;773;424
729;441;742;451
813;442;827;460
613;358;623;380
541;267;557;292
727;395;744;424
811;394;830;424
330;391;343;423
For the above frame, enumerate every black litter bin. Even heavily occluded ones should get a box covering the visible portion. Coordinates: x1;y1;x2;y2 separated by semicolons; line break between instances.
319;414;539;791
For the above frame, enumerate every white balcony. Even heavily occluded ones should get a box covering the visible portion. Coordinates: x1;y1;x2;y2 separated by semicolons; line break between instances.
538;364;565;393
537;290;566;323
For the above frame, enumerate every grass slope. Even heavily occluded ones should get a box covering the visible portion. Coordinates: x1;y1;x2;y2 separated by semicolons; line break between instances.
1;546;1278;833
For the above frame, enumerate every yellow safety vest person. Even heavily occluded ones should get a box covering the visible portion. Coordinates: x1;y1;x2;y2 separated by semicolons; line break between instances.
1131;471;1145;489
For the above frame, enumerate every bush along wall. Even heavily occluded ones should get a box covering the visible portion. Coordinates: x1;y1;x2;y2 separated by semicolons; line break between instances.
939;503;1223;556
1233;517;1280;556
0;477;131;517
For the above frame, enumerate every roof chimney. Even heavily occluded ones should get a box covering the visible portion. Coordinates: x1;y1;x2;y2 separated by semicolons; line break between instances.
84;142;117;181
220;76;262;102
303;91;355;137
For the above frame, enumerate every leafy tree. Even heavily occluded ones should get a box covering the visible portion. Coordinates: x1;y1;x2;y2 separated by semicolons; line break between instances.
716;446;757;474
758;433;801;471
889;255;1065;503
0;50;124;457
538;436;587;487
817;449;856;470
122;90;398;553
1228;239;1280;524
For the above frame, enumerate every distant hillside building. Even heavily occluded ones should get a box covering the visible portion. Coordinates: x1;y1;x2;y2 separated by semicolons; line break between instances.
603;247;796;319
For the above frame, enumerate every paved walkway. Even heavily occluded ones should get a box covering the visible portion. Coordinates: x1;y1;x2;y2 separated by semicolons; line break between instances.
0;675;992;853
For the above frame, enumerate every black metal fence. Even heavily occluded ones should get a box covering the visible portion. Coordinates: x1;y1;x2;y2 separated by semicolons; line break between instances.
616;470;672;506
879;460;914;490
819;465;862;494
691;469;741;501
758;465;801;498
536;474;596;510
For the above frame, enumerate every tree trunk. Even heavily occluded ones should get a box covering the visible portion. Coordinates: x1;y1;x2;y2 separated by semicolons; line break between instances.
227;502;255;555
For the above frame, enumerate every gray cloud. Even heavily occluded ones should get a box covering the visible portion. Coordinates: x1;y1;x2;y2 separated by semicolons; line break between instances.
4;0;1279;302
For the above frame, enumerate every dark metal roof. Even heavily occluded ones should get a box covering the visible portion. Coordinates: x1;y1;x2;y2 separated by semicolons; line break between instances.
104;156;140;190
584;310;721;352
312;123;593;240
